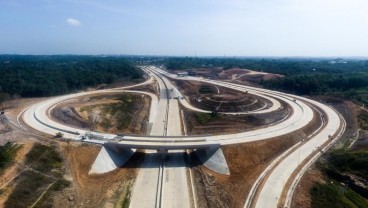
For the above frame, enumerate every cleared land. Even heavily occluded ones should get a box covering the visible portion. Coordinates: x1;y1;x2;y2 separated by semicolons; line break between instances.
2;143;70;208
0;96;146;207
292;100;368;208
190;104;323;207
55;143;143;208
51;93;151;135
172;78;290;135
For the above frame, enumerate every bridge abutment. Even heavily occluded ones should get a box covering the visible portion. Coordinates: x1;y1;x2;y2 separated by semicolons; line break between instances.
194;145;230;175
89;143;135;174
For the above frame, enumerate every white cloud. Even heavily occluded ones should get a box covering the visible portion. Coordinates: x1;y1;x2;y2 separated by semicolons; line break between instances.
66;18;81;26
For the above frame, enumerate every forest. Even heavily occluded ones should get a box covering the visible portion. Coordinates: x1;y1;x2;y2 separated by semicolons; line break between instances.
2;55;368;105
0;55;143;104
161;57;368;104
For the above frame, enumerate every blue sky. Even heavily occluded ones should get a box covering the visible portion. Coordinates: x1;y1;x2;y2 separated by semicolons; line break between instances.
1;0;368;56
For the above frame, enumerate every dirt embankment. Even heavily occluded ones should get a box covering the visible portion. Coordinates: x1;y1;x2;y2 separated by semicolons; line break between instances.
191;101;324;208
174;78;291;135
192;134;301;208
183;104;290;136
51;93;150;135
291;100;359;208
218;68;284;86
129;82;158;95
56;143;143;208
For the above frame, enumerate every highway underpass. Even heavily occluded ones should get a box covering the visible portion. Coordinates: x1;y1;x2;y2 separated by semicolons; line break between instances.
16;65;345;208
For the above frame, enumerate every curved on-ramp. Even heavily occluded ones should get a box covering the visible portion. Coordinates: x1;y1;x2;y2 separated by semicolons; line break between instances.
19;65;344;208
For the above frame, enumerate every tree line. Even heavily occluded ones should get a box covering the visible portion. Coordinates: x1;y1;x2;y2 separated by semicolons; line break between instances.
0;55;143;104
158;57;368;103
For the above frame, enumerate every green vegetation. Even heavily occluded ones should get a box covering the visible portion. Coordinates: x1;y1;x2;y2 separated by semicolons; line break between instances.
101;94;139;130
0;55;143;101
25;143;63;175
5;170;54;208
327;150;368;178
32;179;71;208
311;182;368;208
121;189;131;208
0;142;21;174
194;112;219;124
5;144;69;208
55;132;64;138
199;85;217;94
0;92;11;108
263;73;368;98
358;110;368;130
310;149;368;207
162;57;368;74
159;57;368;104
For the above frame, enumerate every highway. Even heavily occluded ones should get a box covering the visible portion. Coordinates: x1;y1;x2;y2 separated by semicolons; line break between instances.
18;65;344;208
130;67;191;208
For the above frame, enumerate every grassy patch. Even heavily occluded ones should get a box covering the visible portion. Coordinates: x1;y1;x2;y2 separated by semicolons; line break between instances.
5;170;53;208
114;182;133;208
33;179;71;208
194;112;219;124
358;110;368;130
311;182;368;208
0;142;21;174
121;189;131;208
101;94;139;130
199;85;217;94
25;143;63;176
4;144;69;208
80;105;92;112
328;150;368;178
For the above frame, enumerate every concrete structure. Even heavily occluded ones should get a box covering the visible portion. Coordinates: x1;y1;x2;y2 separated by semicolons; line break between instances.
18;65;344;208
89;144;135;174
177;72;188;77
194;145;230;175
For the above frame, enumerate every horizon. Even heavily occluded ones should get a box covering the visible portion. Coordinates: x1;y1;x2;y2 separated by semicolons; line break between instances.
1;54;368;60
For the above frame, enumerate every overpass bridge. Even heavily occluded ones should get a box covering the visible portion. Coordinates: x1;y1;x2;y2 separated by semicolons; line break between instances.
17;65;344;208
83;133;220;151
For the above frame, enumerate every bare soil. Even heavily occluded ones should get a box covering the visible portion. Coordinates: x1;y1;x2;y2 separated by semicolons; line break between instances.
218;68;284;86
183;106;290;136
0;96;141;207
55;143;142;208
172;79;272;112
51;93;150;135
291;168;325;208
172;68;223;79
190;100;323;208
95;78;148;91
129;82;158;95
0;142;35;205
291;98;360;208
192;134;301;208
